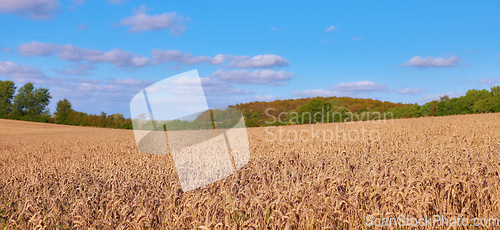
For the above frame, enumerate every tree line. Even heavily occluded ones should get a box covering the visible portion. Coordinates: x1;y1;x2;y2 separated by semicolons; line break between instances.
236;86;500;126
0;80;132;129
1;80;498;129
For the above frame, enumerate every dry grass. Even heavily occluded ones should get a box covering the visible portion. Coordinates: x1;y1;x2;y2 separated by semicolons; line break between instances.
0;113;499;229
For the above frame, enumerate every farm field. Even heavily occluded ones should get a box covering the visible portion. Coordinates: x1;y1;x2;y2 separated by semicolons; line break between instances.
0;113;499;229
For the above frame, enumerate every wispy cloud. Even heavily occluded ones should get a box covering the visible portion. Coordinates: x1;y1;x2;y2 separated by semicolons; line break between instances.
332;81;388;92
212;69;294;85
402;56;459;68
0;61;48;84
50;76;153;114
120;5;187;35
151;49;229;65
1;60;259;116
152;50;290;68
18;42;150;68
0;60;160;115
477;77;499;86
200;77;254;96
292;89;337;98
53;63;93;76
253;94;280;102
292;81;388;98
108;77;151;87
351;36;362;42
325;25;336;32
229;55;289;68
18;42;292;71
0;0;60;20
397;88;424;95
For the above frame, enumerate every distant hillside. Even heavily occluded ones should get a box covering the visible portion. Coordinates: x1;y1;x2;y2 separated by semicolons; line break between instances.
233;96;413;127
2;79;498;129
233;86;500;127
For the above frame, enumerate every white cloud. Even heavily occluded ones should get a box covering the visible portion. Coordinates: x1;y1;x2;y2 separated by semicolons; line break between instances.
212;69;294;85
94;49;149;67
108;77;151;86
292;89;338;98
120;5;187;35
292;81;388;98
53;63;92;76
332;81;388;92
253;95;280;102
164;76;253;98
151;49;229;65
397;88;425;95
17;42;58;56
201;77;253;97
170;76;254;108
18;42;292;71
402;56;459;68
477;77;499;86
152;50;289;68
229;54;289;68
2;48;11;53
325;25;336;32
76;82;121;93
270;27;278;31
351;36;362;42
18;42;150;68
50;76;156;115
0;0;60;20
0;61;48;84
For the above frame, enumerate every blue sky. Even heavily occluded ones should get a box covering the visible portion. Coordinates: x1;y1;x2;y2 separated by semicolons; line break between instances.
0;0;499;117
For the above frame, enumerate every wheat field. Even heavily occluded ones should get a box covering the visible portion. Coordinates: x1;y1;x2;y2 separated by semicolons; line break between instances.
0;113;499;229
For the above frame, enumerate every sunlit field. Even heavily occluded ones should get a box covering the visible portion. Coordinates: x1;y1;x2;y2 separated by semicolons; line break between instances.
0;113;499;229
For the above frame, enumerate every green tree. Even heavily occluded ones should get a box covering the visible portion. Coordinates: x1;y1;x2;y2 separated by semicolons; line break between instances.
421;101;437;116
435;98;461;116
471;87;500;113
298;99;332;124
491;86;500;97
462;89;490;113
55;98;73;124
385;105;412;118
0;80;16;118
330;105;350;122
12;83;51;120
409;104;422;118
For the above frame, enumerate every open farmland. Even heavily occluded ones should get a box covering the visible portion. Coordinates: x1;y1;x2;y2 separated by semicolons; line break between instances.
0;114;499;229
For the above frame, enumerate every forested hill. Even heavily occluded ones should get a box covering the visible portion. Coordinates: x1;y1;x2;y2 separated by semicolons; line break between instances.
234;97;411;127
1;79;498;129
234;86;500;127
